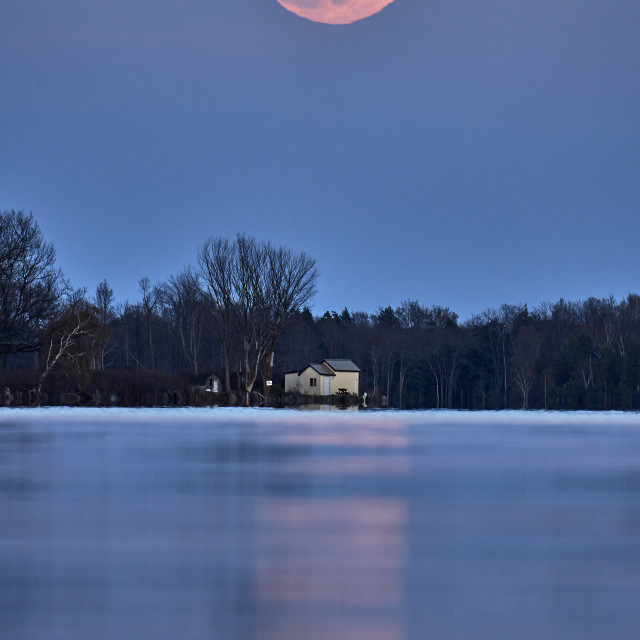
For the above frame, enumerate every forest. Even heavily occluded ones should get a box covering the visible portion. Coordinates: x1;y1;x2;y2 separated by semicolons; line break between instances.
2;209;640;410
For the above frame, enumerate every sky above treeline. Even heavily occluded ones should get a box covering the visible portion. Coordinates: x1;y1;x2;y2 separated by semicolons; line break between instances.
2;1;639;321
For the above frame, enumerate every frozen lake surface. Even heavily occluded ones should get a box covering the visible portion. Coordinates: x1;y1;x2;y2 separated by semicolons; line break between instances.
2;408;640;640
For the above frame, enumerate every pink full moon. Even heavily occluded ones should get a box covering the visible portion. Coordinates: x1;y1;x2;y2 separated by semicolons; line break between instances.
276;0;395;25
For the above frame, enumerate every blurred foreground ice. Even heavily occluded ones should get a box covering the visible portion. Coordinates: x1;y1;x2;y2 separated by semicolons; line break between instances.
1;408;640;639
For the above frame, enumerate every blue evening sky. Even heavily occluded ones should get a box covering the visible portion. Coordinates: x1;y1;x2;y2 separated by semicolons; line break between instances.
2;1;639;320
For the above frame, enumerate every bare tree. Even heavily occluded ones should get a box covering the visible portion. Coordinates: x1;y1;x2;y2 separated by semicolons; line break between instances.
373;307;401;405
471;304;522;409
37;290;104;401
139;277;160;369
232;234;269;403
0;210;67;362
199;233;318;404
92;279;116;369
511;324;541;409
260;242;318;398
94;279;115;323
198;238;236;392
163;267;204;377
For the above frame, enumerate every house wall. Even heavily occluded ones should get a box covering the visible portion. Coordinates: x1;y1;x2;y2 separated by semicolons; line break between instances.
284;373;300;393
285;366;359;396
291;366;331;396
329;371;360;395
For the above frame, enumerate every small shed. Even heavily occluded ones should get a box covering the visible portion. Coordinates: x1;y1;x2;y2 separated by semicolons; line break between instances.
205;374;221;393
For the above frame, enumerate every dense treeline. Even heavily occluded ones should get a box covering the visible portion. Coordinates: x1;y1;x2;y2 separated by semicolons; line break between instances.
2;209;640;409
277;298;640;410
0;210;319;405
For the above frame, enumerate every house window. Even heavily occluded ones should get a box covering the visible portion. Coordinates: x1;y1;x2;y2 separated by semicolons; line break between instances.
310;378;317;387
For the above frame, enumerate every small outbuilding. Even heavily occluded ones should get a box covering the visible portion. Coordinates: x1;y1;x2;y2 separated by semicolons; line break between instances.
285;359;360;396
205;374;221;393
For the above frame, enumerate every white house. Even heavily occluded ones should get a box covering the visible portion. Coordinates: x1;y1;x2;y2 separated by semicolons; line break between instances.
285;359;360;396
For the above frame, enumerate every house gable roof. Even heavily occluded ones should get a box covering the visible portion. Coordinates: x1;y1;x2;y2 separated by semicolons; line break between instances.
322;359;361;373
301;363;335;377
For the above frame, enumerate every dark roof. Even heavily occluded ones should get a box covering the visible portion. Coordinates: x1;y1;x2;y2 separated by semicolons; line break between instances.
300;363;335;377
322;359;361;372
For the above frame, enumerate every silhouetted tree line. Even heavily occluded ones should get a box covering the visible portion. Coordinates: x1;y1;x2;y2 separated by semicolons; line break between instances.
2;209;640;409
277;298;640;410
0;210;318;405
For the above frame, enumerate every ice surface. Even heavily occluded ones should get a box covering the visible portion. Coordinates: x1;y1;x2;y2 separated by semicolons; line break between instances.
1;408;640;640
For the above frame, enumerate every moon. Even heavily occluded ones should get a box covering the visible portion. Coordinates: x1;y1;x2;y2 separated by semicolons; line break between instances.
277;0;395;25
